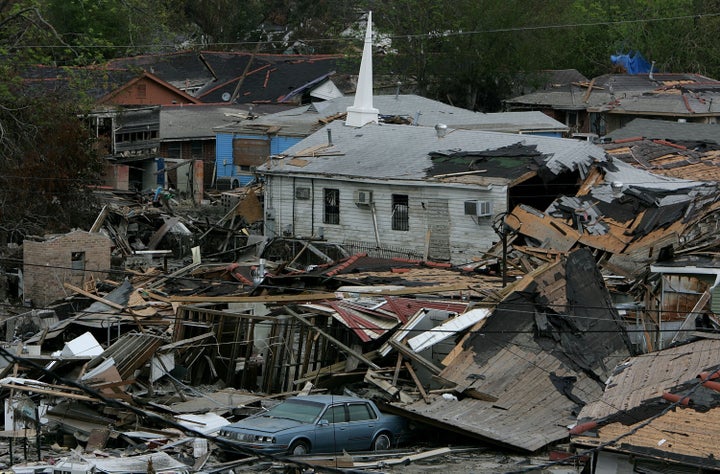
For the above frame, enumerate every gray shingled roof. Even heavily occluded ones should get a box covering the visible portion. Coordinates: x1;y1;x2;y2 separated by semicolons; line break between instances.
506;72;720;112
216;94;567;138
606;118;720;144
162;104;293;140
594;91;720;115
258;122;604;182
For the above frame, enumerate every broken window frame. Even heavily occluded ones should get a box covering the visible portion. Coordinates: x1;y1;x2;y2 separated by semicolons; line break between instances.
324;188;340;225
391;194;409;231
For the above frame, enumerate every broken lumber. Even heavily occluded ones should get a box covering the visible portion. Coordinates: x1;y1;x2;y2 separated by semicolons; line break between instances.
286;307;380;370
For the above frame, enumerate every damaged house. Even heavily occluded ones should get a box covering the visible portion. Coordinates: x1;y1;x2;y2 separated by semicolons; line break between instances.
571;336;720;473
386;248;633;452
23;231;112;307
256;123;605;264
255;14;595;264
505;72;720;136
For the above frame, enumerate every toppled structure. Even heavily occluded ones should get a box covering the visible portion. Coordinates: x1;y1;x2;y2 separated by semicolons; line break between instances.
571;336;720;472
387;248;633;451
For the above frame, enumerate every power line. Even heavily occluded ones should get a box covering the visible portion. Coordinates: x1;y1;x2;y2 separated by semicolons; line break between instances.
7;12;720;51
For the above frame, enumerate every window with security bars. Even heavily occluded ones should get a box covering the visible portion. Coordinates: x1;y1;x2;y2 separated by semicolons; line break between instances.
392;194;409;231
324;188;340;224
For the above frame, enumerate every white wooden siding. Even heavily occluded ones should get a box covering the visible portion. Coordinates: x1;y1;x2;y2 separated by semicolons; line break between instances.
264;176;506;263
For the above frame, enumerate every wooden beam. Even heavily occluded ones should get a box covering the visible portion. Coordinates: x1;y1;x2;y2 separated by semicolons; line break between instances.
391;353;403;386
64;283;124;310
159;332;215;351
170;292;339;303
343;283;474;296
389;340;443;375
404;362;430;404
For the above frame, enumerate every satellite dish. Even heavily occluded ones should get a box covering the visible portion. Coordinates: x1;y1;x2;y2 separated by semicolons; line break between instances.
221;92;231;102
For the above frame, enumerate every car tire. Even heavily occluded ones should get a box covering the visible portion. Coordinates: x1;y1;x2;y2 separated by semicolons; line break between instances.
372;432;392;451
288;440;310;456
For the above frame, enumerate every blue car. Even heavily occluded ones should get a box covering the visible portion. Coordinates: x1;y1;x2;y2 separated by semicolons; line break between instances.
218;395;409;455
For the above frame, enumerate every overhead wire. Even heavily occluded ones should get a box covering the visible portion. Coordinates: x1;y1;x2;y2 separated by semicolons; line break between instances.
0;345;353;474
6;12;720;51
0;257;710;333
2;252;718;468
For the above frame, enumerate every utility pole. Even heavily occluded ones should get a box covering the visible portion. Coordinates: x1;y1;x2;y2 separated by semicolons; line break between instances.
492;212;516;287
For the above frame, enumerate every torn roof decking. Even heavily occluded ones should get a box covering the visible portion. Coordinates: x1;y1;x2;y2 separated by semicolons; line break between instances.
604;138;720;182
390;249;632;452
572;338;720;469
258;121;605;186
506;157;720;276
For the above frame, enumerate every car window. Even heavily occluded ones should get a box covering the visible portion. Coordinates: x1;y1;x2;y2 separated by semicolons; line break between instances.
348;403;376;421
324;404;348;423
265;399;325;423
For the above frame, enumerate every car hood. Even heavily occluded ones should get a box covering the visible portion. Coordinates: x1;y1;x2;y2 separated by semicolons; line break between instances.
235;416;307;434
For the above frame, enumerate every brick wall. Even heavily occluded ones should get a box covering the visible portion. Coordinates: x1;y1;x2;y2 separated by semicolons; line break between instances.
23;231;112;307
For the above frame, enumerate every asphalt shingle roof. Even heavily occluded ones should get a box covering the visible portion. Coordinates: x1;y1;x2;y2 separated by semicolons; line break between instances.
607;118;720;144
259;122;603;183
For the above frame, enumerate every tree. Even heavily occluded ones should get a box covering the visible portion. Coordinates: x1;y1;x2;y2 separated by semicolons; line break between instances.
39;0;193;64
0;2;104;245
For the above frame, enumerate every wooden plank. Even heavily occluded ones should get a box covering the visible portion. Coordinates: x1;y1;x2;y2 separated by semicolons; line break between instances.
388;340;443;375
391;353;403;386
364;370;414;404
63;283;124;310
89;205;109;233
170;292;339;303
159;332;215;351
147;217;180;250
404;362;430;404
287;308;380;370
0;383;96;402
351;447;453;468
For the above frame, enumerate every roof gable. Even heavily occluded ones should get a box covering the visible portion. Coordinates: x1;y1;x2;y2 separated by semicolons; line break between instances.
99;71;200;106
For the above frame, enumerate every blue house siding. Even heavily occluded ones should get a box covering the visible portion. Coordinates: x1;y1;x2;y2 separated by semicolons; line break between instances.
216;133;235;179
271;136;303;155
529;131;563;138
215;132;304;184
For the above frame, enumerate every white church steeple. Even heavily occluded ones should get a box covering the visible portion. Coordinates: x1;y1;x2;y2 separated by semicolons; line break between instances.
345;11;379;127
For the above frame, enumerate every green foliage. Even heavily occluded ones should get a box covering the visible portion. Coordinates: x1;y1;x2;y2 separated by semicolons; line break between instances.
38;0;194;64
0;2;104;243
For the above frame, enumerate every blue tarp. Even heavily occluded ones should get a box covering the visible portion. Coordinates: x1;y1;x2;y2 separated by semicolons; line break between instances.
610;51;654;75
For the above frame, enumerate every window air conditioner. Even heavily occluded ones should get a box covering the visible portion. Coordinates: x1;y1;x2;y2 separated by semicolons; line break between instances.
354;189;373;205
464;200;493;217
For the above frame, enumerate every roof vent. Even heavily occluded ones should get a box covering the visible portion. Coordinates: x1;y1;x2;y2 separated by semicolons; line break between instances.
435;123;448;138
611;181;624;198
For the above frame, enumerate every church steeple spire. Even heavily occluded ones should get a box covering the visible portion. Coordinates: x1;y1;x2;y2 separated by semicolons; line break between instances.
345;11;379;127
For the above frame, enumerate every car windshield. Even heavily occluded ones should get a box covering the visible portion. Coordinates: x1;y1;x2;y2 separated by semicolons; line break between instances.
263;399;325;423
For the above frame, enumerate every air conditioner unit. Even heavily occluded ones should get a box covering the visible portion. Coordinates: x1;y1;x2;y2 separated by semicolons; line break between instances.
464;200;493;217
354;189;373;205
